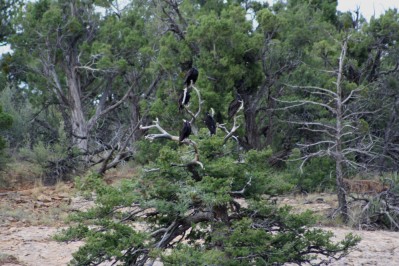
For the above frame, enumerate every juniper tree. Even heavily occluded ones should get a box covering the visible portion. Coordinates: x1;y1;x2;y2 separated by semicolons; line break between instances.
7;0;162;172
58;83;359;265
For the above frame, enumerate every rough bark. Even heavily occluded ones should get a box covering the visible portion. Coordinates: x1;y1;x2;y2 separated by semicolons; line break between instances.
66;65;88;152
242;94;261;150
335;37;349;222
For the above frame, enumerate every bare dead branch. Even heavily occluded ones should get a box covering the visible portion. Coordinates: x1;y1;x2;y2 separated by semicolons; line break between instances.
298;151;327;172
231;177;252;195
140;118;178;141
140;119;203;170
218;100;244;144
155;220;177;248
184;85;204;124
342;87;362;104
343;159;367;170
298;127;336;138
144;168;161;173
87;84;134;131
342;110;380;120
170;139;204;170
274;98;336;114
297;140;336;148
283;84;338;98
282;120;337;131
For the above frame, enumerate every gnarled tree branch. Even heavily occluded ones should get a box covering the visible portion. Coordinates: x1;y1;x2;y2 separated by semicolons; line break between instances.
218;100;244;144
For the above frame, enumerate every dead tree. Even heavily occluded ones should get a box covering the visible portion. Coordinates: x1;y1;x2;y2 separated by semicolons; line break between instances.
276;35;378;222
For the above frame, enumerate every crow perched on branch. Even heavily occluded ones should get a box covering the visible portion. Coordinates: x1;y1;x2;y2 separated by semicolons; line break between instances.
184;67;199;88
179;120;192;142
178;88;191;111
228;93;243;119
204;108;216;135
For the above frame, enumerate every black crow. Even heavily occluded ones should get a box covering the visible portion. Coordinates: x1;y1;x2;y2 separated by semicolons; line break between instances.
204;109;216;135
228;94;243;119
184;67;199;88
179;120;192;142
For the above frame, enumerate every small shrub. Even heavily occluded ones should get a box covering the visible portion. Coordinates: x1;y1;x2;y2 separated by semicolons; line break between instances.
287;150;336;192
19;141;78;185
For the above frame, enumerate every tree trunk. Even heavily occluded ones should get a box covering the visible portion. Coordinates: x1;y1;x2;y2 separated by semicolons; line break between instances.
336;152;348;222
335;88;348;222
264;95;276;146
66;67;88;153
335;37;349;222
129;94;144;143
335;87;348;222
243;94;261;150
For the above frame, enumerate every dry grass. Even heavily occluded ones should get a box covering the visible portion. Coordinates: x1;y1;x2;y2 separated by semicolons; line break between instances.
276;192;349;227
29;179;73;200
0;200;71;226
102;164;138;185
0;177;75;227
0;252;20;265
278;193;337;213
0;160;43;190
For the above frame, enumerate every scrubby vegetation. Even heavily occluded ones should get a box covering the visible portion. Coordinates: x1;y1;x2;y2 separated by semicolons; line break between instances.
1;0;399;264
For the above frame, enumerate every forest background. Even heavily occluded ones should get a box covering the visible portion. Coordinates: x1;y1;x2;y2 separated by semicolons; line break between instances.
1;0;399;265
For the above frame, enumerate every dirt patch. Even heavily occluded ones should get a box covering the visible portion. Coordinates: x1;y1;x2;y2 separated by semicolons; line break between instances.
0;226;84;266
328;227;399;266
1;187;399;266
279;193;399;265
0;184;94;266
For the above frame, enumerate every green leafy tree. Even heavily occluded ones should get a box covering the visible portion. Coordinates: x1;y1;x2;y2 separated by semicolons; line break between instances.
360;10;399;171
0;0;21;45
8;0;162;172
58;85;359;265
0;104;12;170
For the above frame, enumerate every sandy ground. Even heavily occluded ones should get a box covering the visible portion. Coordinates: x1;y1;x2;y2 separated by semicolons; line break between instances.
0;226;84;266
329;227;399;266
0;187;90;266
1;188;399;266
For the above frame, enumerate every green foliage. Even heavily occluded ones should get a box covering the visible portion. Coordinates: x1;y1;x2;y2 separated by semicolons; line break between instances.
74;172;106;199
257;8;279;33
6;0;399;260
287;149;336;192
162;245;225;265
0;105;12;131
0;0;22;44
19;140;66;167
135;140;173;165
217;211;359;265
18;121;76;184
0;86;32;150
41;1;373;263
60;130;358;265
68;223;147;266
0;104;12;170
